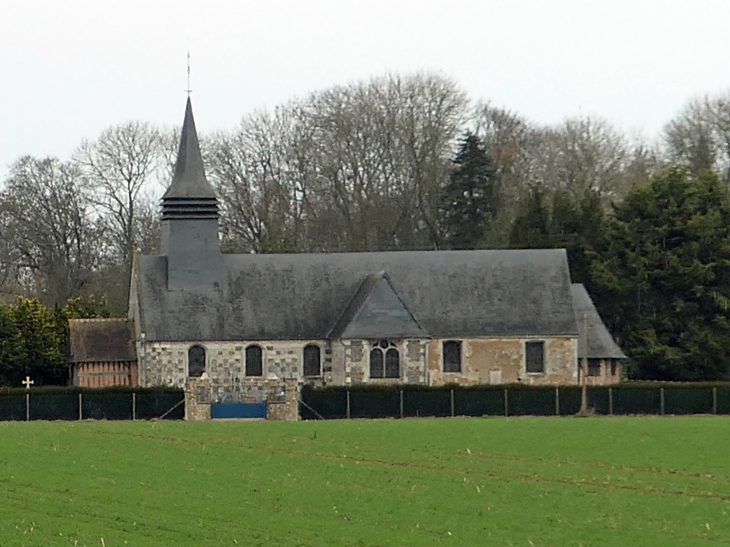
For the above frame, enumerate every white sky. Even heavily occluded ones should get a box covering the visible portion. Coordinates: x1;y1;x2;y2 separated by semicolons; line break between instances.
1;0;729;181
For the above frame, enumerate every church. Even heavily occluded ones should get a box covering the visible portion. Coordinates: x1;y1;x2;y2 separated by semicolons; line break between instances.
72;99;626;406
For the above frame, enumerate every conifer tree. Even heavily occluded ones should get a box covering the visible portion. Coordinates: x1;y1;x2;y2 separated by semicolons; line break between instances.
441;133;499;249
508;186;550;248
596;167;730;380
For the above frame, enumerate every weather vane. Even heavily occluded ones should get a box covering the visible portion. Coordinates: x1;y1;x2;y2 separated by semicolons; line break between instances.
186;52;192;97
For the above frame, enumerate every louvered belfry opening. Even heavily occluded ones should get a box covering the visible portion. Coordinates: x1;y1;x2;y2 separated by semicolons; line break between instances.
161;196;218;221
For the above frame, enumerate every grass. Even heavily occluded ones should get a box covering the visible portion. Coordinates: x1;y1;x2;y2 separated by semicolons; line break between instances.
1;417;729;546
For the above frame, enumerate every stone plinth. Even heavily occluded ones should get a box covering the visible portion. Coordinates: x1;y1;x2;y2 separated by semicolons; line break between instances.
266;379;298;421
185;377;212;421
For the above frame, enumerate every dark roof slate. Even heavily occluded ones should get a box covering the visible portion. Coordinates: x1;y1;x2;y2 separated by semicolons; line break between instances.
68;318;137;363
162;98;216;200
328;271;427;339
571;284;627;359
136;248;578;342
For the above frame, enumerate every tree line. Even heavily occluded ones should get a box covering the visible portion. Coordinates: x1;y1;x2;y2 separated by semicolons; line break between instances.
2;72;730;382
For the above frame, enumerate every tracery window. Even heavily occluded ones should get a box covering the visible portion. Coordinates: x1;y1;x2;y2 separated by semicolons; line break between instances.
370;340;400;379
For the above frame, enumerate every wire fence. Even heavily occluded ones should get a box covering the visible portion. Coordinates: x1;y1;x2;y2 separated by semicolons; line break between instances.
299;383;730;420
0;387;184;421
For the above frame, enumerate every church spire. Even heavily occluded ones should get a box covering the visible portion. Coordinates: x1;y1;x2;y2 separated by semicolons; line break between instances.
161;98;218;219
159;98;222;291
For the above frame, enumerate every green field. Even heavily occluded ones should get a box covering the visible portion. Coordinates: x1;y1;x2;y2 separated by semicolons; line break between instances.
1;417;729;546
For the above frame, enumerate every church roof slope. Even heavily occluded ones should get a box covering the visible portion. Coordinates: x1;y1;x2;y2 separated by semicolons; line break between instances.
328;271;427;339
136;248;578;342
571;283;627;360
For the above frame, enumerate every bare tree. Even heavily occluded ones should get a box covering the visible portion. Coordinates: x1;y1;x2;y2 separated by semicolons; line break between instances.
294;73;468;251
0;157;105;305
208;107;300;253
664;93;730;181
75;122;162;267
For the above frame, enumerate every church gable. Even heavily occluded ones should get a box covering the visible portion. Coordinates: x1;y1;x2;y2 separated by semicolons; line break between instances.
329;272;427;340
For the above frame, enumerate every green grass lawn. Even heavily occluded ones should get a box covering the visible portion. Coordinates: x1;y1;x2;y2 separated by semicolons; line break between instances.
1;417;729;546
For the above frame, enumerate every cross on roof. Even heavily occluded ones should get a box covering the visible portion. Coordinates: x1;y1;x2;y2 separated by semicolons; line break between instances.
22;376;34;389
186;52;192;97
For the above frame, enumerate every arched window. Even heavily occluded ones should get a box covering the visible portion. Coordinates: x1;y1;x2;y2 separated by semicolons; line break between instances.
370;348;384;378
442;340;462;373
188;345;206;377
303;344;321;377
385;348;400;378
245;345;263;376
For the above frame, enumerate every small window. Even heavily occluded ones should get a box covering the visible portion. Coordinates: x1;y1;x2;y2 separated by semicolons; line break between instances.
588;359;601;376
370;348;384;378
303;344;321;377
385;348;400;378
610;360;617;376
443;340;461;373
188;345;206;377
245;345;263;376
525;341;544;373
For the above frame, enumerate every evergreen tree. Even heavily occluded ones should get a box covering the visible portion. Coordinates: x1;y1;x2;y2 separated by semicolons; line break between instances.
508;186;550;248
441;133;499;249
10;297;66;385
597;167;730;380
0;304;24;385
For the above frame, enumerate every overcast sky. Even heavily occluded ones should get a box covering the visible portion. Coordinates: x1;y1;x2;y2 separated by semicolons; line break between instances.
2;0;729;182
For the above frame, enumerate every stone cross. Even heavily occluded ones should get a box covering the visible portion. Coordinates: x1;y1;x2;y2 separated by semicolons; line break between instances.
22;376;34;389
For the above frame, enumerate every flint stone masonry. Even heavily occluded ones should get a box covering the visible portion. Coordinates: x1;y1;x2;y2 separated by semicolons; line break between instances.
185;377;211;421
340;339;428;384
266;379;298;421
140;340;327;388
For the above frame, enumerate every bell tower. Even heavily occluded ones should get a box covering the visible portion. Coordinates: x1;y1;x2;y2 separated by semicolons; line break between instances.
160;98;222;290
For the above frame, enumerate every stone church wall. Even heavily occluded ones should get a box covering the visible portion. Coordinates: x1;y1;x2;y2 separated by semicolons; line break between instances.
139;336;578;389
139;339;333;388
339;339;428;385
427;337;578;386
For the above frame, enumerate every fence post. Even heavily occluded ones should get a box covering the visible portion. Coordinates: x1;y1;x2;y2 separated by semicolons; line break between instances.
660;387;665;415
399;389;404;419
713;387;718;415
450;389;455;417
132;392;137;421
605;387;611;416
346;389;351;419
504;388;509;417
555;386;560;416
78;392;83;421
25;392;30;422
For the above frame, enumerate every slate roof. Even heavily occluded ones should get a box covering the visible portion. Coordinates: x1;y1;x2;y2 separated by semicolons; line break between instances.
328;271;427;339
571;284;627;360
162;98;217;201
68;318;137;363
134;248;578;342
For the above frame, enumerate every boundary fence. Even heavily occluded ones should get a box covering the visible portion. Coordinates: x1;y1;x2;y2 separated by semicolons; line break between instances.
299;383;730;420
0;387;184;421
4;382;730;421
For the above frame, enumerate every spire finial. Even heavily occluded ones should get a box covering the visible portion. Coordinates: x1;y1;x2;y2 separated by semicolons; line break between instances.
186;52;192;97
